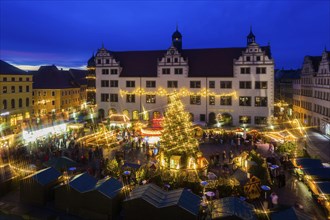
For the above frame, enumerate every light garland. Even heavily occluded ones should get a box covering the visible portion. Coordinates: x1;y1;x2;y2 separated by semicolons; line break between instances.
119;87;238;99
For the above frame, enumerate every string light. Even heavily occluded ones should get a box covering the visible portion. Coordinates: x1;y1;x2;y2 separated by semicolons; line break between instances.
119;87;238;98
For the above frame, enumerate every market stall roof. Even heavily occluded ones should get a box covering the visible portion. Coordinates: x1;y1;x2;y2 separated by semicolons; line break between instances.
95;177;123;199
314;181;330;196
293;158;323;169
271;207;314;220
212;197;257;220
109;114;130;123
122;162;141;170
69;172;97;193
44;156;79;171
22;167;61;186
126;183;200;215
303;168;330;180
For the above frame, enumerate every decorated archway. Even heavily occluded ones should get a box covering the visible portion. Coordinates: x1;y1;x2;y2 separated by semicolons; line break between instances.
98;108;105;120
217;112;233;126
108;108;117;116
122;109;129;118
153;111;161;119
132;110;139;120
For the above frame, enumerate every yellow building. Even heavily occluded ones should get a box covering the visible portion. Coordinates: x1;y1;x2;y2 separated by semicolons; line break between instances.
0;60;33;131
30;65;87;124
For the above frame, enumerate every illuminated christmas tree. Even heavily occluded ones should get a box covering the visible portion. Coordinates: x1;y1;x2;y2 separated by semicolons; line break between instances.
160;93;200;169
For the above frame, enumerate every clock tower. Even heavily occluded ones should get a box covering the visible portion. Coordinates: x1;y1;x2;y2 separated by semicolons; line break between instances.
172;26;182;52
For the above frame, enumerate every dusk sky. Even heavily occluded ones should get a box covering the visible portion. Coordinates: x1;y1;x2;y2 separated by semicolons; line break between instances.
0;1;329;70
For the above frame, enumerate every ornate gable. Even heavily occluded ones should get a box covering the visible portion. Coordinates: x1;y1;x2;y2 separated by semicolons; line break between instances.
157;46;188;77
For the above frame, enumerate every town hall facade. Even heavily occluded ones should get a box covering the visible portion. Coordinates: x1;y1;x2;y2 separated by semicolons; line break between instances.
87;28;274;127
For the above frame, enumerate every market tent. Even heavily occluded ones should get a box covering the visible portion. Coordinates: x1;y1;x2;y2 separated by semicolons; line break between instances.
211;197;257;220
54;172;97;215
0;164;18;197
44;156;79;171
20;167;62;205
271;207;314;220
83;177;123;220
123;184;201;220
303;168;330;181
293;158;323;169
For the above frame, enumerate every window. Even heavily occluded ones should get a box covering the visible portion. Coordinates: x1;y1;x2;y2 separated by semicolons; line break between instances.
174;58;178;63
255;97;268;107
43;91;46;96
174;68;183;74
255;116;267;125
209;81;215;88
146;95;156;103
110;94;118;102
255;81;268;89
166;58;171;63
256;56;261;61
3;86;7;93
240;67;250;74
38;91;41;96
18;99;22;108
3;100;7;109
105;59;109;64
146;81;156;88
97;59;101;64
102;69;109;75
52;100;55;105
3;77;7;81
220;81;232;89
220;96;232;105
167;81;178;88
51;91;55;96
190;81;201;88
126;81;135;88
11;77;15;81
19;77;23;81
26;98;29;107
239;116;251;124
101;80;109;87
18;86;22;93
246;56;251;61
209;96;215;105
11;99;15;108
162;68;170;74
110;80;118;87
190;95;201;105
26;77;30;81
200;114;206;122
101;93;109;102
126;94;135;103
111;69;118;75
239;96;251;106
256;67;266;74
11;86;15;93
239;81;252;89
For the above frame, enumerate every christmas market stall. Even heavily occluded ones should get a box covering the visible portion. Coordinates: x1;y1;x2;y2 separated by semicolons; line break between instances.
292;158;324;180
211;197;257;220
20;167;62;205
0;164;18;197
306;181;330;218
271;207;313;220
123;183;201;220
54;172;97;215
83;177;123;220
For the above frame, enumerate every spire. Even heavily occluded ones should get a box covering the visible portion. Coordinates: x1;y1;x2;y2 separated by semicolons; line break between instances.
247;26;256;45
176;23;178;31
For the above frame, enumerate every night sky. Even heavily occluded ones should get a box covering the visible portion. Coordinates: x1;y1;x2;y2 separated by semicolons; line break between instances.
0;1;329;70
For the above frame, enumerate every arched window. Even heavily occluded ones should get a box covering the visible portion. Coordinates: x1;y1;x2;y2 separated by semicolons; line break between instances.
153;111;161;119
122;110;129;118
11;99;15;109
26;98;30;107
143;111;149;121
132;110;139;120
3;100;7;109
19;98;23;108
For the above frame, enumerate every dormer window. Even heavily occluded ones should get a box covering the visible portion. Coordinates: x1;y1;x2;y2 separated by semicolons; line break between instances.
174;68;183;75
162;68;170;75
256;56;261;61
246;56;251;61
97;59;101;64
167;58;171;63
174;58;178;63
105;59;109;64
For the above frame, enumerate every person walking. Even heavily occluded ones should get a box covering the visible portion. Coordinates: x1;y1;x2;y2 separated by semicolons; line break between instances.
270;192;279;209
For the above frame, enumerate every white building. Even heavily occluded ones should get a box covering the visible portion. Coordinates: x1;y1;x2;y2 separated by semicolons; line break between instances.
293;49;330;136
91;28;274;127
